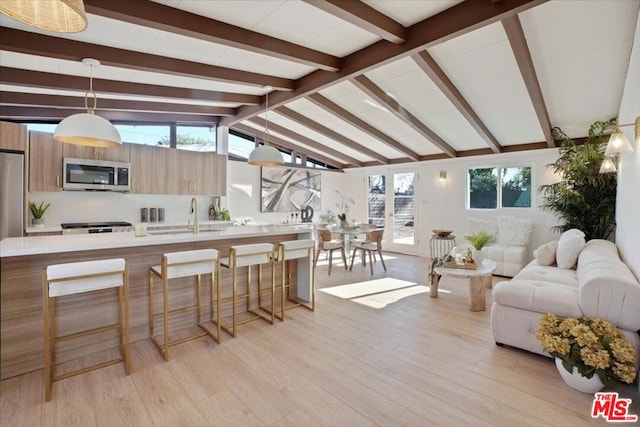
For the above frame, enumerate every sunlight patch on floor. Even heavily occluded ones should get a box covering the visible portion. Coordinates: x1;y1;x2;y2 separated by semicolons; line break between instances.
351;285;428;309
319;278;426;309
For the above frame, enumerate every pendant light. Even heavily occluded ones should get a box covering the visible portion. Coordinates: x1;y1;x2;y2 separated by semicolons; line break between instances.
0;0;87;33
54;58;122;148
248;86;283;166
599;157;617;174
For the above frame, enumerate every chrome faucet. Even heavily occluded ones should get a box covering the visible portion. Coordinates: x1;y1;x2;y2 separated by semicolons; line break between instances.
188;197;199;234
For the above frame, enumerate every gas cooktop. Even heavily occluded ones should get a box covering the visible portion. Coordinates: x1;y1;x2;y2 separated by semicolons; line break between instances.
61;221;132;229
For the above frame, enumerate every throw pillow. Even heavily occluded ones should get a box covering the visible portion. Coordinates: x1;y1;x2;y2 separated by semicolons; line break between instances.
468;217;498;237
555;229;586;269
497;216;533;246
533;240;558;266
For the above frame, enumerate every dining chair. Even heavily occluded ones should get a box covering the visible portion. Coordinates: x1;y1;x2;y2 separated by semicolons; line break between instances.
314;229;347;275
349;229;386;275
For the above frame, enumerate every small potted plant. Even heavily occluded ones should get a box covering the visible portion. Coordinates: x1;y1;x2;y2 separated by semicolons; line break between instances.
29;201;51;227
216;208;231;221
536;314;637;393
464;231;496;263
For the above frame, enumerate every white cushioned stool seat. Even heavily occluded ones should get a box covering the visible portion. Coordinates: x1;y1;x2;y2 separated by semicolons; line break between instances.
151;249;219;279
482;244;527;277
47;258;126;297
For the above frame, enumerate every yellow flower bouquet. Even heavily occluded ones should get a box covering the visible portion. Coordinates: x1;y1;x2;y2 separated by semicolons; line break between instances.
536;314;637;385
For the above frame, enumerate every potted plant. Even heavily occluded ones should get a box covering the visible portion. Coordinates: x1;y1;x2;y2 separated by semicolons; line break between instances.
464;231;496;263
539;118;618;240
335;190;354;227
536;313;636;393
29;201;51;227
216;208;231;221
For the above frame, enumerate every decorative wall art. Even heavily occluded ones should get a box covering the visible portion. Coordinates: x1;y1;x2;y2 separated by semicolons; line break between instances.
261;167;321;213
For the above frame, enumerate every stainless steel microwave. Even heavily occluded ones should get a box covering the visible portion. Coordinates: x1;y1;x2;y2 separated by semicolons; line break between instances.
63;157;131;192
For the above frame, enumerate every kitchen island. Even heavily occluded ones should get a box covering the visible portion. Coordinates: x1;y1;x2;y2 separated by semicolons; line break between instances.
0;225;314;380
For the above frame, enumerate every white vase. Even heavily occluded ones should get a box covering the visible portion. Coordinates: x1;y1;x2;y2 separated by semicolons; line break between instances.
555;358;604;394
472;249;484;263
31;218;45;228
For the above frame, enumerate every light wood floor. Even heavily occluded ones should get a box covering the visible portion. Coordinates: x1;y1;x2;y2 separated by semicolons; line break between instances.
2;252;638;426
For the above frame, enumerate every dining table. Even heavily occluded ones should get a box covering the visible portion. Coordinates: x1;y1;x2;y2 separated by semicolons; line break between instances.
327;225;384;263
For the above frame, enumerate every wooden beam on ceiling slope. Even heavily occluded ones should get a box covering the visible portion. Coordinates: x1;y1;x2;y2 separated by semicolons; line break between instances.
0;67;260;105
0;106;218;124
231;123;346;169
248;116;363;167
84;0;340;72
502;15;554;148
303;0;406;44
307;93;420;161
351;75;457;158
0;92;235;116
410;50;502;154
221;0;548;126
0;28;295;91
275;106;388;165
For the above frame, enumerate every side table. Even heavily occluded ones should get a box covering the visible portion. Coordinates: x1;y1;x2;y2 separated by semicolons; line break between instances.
431;259;497;311
430;234;456;260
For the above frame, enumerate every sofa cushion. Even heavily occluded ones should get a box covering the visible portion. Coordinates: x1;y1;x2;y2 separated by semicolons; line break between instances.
556;229;585;269
497;216;533;246
493;280;583;318
513;261;578;286
533;240;558;266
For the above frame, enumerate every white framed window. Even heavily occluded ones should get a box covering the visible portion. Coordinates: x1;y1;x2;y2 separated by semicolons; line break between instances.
467;166;531;209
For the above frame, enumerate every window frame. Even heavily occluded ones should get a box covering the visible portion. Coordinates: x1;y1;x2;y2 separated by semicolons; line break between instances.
466;165;533;210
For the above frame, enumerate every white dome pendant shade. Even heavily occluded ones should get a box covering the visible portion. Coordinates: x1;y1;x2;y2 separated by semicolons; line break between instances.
247;86;283;167
53;58;122;148
54;112;122;147
248;145;284;166
0;0;88;33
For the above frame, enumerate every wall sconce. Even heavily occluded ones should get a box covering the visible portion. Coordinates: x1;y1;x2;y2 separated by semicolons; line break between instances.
439;171;447;181
599;157;617;174
605;116;639;155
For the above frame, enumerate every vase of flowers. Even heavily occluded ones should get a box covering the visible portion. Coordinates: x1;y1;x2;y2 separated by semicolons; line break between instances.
536;314;637;393
335;190;354;228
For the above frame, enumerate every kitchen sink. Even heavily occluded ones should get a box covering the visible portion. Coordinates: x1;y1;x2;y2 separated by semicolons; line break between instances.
148;228;223;236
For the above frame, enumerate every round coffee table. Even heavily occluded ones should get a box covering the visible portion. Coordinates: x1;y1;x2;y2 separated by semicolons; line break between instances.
432;259;497;311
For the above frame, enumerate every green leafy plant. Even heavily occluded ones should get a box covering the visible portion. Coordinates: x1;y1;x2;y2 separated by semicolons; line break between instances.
464;231;496;250
539;118;618;240
28;201;51;219
536;314;636;385
217;208;231;221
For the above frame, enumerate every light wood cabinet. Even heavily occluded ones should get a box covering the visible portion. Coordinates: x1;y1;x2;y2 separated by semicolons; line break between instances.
129;144;156;194
0;121;27;152
62;143;130;162
29;131;63;192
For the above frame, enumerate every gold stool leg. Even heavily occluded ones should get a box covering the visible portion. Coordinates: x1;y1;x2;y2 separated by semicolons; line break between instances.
162;275;169;361
123;267;131;374
149;271;155;343
42;273;52;401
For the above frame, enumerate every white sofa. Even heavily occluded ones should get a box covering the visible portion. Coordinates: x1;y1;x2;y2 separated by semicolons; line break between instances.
491;239;640;365
468;217;532;277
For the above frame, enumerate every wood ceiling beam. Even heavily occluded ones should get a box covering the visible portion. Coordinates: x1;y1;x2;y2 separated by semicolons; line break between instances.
0;67;260;105
307;93;420;161
232;123;346;169
303;0;406;44
83;0;340;72
248;117;363;167
351;75;457;158
0;28;295;91
221;0;548;126
0;106;219;124
276;106;388;165
410;50;502;154
0;92;236;116
502;15;554;148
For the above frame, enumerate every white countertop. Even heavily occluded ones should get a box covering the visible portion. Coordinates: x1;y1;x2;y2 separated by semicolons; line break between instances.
25;225;63;233
1;224;313;257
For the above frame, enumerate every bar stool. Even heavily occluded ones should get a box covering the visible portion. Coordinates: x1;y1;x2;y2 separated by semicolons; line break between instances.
219;243;275;337
42;258;131;401
273;239;315;321
149;249;221;361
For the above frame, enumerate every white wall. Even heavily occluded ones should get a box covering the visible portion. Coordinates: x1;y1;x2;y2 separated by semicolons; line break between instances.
343;149;563;259
616;11;640;280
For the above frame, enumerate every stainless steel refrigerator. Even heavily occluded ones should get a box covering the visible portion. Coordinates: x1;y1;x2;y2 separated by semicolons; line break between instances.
0;151;24;240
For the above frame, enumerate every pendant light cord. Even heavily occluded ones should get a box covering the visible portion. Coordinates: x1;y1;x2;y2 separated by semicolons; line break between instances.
84;63;98;114
264;89;270;146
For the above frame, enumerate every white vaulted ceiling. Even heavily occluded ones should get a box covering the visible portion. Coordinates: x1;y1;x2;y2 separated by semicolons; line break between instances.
0;0;638;169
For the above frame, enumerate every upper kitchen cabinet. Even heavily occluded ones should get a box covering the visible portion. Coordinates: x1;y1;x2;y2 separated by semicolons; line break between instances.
29;131;63;192
63;143;130;162
198;153;226;196
0;121;27;152
129;144;156;194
